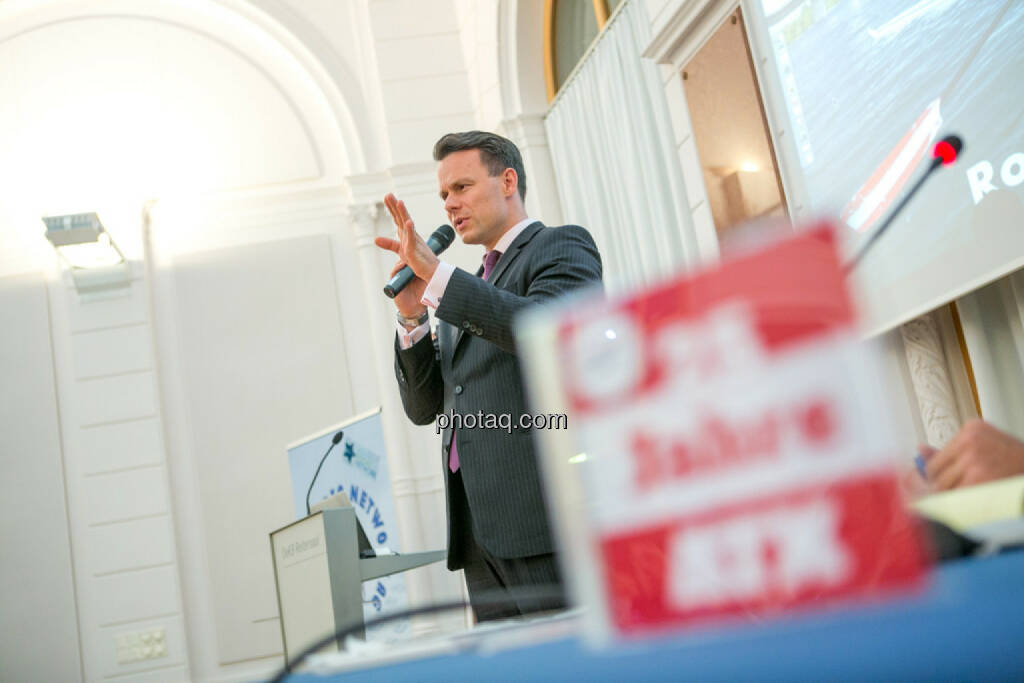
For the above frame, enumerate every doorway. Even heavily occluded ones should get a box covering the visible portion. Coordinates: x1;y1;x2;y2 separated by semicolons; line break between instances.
682;9;788;239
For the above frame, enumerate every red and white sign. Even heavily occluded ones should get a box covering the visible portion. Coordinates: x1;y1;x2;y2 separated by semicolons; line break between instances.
554;225;929;637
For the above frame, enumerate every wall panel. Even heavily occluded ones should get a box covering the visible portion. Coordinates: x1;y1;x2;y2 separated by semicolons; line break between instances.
168;233;354;664
0;272;83;682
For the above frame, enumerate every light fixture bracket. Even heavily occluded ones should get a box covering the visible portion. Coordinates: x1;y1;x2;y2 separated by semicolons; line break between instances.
42;212;129;295
43;213;104;247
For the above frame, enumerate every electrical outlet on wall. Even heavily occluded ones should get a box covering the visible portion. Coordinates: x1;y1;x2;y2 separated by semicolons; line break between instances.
114;627;167;664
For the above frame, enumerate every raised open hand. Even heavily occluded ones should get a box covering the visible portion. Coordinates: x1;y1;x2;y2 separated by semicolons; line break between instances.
374;193;440;318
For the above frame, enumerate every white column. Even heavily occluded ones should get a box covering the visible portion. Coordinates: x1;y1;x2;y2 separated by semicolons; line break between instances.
501;113;564;226
349;200;453;636
899;312;963;448
47;247;190;681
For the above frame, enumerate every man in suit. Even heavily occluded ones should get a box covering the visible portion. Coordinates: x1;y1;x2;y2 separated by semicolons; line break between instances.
374;131;602;621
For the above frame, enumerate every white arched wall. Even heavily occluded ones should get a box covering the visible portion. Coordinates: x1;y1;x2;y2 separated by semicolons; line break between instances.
0;1;408;682
0;0;376;274
498;0;549;118
490;0;566;225
2;0;574;679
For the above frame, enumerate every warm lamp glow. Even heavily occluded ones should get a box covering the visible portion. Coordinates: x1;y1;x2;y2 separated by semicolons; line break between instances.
58;233;124;268
42;212;125;270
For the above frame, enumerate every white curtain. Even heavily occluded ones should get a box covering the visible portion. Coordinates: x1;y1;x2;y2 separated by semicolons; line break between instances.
544;0;695;292
956;269;1024;438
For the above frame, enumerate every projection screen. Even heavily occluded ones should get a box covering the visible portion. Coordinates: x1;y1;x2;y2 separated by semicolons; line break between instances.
744;0;1024;334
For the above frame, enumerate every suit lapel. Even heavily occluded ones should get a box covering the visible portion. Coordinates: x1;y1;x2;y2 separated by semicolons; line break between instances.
486;221;543;286
452;221;544;355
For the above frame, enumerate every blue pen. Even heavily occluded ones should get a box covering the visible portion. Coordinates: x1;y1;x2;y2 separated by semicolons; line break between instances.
914;452;928;479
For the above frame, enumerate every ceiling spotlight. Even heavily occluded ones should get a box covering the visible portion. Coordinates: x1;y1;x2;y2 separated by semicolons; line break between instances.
42;212;130;296
42;212;125;269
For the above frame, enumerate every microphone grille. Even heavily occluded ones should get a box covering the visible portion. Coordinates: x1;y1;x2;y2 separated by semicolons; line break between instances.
433;224;456;249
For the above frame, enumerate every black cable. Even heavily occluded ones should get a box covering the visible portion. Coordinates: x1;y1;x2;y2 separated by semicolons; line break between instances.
845;132;963;274
844;156;941;274
267;585;566;683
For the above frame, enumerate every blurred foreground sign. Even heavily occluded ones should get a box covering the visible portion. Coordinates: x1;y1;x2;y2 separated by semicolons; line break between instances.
519;225;929;639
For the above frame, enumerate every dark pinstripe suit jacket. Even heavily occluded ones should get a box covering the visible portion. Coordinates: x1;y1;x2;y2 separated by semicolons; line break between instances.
394;221;602;567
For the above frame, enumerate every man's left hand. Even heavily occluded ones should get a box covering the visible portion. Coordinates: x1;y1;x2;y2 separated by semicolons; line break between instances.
375;193;440;283
926;419;1024;491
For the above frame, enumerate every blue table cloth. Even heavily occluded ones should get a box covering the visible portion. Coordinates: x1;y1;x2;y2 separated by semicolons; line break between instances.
283;551;1024;681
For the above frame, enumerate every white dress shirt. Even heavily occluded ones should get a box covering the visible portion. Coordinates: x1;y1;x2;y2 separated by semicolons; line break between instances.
396;217;535;348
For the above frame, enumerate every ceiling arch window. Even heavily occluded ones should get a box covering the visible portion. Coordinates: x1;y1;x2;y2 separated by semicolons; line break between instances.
544;0;624;101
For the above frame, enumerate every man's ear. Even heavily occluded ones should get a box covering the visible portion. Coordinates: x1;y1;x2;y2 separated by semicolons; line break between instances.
502;168;519;198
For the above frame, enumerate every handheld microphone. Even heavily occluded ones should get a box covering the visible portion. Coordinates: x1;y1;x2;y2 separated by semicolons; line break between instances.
383;225;456;298
845;134;963;273
305;430;344;516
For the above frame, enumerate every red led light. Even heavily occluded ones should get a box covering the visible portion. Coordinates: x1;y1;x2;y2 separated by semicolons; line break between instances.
933;140;957;166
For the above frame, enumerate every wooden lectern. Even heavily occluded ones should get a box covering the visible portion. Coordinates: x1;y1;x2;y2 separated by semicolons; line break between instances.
270;502;446;664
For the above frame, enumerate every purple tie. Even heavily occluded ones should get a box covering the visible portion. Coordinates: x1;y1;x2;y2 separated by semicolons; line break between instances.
482;249;501;280
449;250;503;473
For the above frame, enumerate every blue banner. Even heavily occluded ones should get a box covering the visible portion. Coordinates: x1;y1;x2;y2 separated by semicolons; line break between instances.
287;408;410;640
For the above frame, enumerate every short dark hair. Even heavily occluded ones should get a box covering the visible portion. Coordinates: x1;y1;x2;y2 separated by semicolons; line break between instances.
433;131;527;201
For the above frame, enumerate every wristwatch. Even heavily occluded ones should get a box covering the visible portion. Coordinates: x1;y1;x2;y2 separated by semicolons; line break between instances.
397;309;429;329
